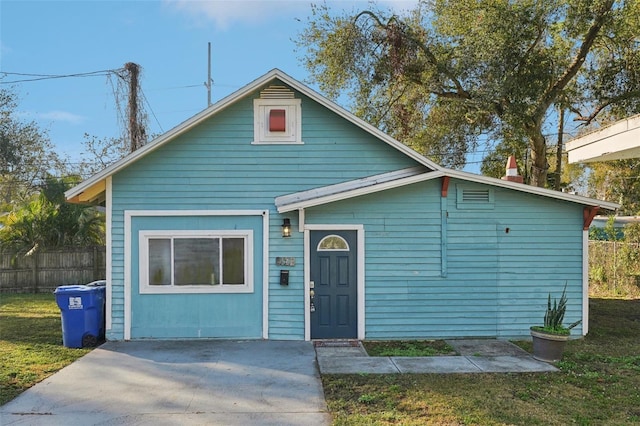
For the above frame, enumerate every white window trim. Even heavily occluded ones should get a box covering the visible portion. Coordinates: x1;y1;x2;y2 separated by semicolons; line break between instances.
139;229;253;294
252;98;303;144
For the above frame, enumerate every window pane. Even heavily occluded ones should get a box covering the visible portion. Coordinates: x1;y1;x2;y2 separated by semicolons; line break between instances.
318;235;349;251
149;239;171;285
222;238;245;285
174;238;219;285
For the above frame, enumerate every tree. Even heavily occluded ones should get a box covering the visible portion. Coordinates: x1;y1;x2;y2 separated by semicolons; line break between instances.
77;134;129;178
0;176;105;255
587;160;640;215
0;88;62;208
297;0;640;187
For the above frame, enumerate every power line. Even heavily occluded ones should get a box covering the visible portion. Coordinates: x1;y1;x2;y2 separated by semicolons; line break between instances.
140;88;164;133
0;69;124;84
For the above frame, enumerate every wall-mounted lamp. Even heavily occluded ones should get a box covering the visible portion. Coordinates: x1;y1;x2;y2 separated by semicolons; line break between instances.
281;218;292;238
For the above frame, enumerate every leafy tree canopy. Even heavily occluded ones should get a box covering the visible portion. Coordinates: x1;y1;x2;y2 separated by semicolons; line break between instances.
297;0;640;187
0;176;105;255
0;88;63;208
587;159;640;215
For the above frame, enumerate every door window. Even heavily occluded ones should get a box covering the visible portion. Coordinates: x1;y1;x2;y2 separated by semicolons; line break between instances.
317;235;349;251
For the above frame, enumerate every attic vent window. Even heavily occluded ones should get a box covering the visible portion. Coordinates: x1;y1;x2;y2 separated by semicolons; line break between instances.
260;85;295;99
253;96;302;144
462;189;491;202
456;185;495;210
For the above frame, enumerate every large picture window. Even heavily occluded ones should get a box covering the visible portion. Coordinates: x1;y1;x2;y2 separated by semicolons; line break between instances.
140;230;253;294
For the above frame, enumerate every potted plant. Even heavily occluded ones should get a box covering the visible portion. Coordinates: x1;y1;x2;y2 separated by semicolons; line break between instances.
530;283;581;362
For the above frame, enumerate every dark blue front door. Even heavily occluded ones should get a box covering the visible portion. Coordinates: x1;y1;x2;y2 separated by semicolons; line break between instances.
310;230;357;339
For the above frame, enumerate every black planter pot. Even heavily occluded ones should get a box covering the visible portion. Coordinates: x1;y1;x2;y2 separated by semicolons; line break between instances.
530;328;570;362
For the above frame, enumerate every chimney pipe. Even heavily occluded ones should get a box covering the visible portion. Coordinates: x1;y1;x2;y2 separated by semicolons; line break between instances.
501;155;523;183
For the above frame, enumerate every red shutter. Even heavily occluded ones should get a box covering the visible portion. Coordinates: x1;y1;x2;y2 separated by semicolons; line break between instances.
269;109;286;132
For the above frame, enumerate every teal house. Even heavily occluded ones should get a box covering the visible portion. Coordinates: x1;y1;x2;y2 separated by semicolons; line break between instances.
66;69;618;342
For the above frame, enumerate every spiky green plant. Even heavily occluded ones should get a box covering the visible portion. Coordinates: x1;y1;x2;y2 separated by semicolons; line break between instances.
539;283;581;334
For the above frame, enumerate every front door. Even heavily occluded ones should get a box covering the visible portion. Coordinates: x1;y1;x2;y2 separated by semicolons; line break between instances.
310;230;357;339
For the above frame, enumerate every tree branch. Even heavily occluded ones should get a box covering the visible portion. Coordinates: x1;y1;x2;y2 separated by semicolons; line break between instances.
573;90;640;125
354;10;471;100
535;0;615;118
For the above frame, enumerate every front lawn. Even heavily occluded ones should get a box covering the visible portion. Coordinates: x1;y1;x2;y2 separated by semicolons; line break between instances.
323;298;640;425
362;339;457;357
0;293;91;405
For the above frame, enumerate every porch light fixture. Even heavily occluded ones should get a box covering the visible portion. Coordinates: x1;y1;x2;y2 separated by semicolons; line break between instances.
281;218;292;238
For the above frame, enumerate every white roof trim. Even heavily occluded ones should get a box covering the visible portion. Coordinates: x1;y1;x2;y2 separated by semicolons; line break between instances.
66;68;440;200
442;169;620;210
276;167;620;213
276;168;444;213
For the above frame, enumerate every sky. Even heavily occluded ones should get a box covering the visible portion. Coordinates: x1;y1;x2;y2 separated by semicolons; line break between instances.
1;0;482;174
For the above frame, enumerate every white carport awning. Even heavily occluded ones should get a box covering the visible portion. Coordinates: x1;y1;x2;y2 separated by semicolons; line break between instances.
565;114;640;163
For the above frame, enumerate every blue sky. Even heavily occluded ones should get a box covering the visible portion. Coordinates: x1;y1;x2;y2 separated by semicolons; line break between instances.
2;1;482;172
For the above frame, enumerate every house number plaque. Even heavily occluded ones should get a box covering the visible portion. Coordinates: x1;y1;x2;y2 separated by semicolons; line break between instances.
276;257;296;266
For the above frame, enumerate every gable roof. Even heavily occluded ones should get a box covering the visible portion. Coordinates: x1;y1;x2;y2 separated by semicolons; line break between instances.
66;68;441;203
275;166;619;213
275;167;442;212
66;68;619;212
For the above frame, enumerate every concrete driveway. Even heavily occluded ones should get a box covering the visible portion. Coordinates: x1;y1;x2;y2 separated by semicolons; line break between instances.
0;340;331;425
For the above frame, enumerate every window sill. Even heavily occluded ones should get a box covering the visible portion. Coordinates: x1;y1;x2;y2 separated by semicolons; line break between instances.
251;140;304;145
139;285;254;295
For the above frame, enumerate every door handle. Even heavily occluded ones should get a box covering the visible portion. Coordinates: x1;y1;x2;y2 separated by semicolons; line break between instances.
310;287;316;312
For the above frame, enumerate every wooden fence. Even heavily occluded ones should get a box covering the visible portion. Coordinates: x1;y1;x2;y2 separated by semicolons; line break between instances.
0;246;106;293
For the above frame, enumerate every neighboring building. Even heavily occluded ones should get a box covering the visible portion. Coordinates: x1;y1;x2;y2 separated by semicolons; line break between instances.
565;114;640;163
66;69;619;342
590;215;640;240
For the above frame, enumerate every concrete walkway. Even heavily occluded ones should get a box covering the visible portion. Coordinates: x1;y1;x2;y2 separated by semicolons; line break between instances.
0;340;330;426
316;339;558;374
1;339;557;426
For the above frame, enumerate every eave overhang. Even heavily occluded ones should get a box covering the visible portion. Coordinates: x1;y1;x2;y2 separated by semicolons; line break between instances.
566;114;640;163
276;168;620;214
275;167;440;213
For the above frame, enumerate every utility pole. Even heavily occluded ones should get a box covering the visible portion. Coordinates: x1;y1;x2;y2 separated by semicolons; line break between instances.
124;62;145;152
205;42;213;107
554;107;565;191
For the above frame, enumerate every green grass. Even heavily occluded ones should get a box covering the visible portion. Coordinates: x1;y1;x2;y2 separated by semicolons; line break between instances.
2;294;639;424
363;340;457;357
323;298;640;425
0;293;91;405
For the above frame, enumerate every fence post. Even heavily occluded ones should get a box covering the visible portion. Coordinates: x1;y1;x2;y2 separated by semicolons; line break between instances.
93;246;99;281
32;253;39;293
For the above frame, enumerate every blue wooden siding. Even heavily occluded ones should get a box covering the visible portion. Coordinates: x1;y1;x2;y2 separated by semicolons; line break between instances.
107;87;421;340
128;215;263;339
305;178;584;339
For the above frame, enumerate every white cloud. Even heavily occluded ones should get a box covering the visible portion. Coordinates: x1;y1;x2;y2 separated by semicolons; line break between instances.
19;110;86;125
0;41;11;56
164;0;310;30
163;0;420;29
379;0;420;14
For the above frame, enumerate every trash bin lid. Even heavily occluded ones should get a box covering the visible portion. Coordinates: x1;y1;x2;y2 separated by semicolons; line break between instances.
85;280;106;287
54;285;92;294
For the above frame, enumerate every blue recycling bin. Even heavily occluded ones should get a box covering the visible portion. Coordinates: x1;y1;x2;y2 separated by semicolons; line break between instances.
54;284;105;348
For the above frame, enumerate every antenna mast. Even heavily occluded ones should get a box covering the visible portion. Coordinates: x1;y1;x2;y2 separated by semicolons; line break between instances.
205;42;213;107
